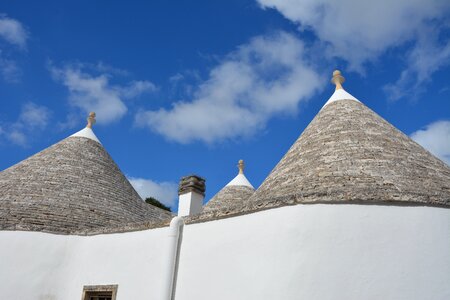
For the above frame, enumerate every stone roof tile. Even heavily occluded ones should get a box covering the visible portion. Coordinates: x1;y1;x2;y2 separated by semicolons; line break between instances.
203;160;255;212
0;134;172;234
248;98;450;207
204;185;254;212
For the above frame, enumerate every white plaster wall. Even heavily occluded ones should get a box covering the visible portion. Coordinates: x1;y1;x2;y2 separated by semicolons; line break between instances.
178;192;204;216
0;231;72;300
0;204;449;300
0;227;170;300
176;204;450;300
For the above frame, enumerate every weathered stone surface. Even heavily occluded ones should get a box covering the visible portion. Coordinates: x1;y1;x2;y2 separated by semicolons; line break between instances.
78;99;450;234
0;136;172;234
248;99;450;206
2;98;449;236
203;185;254;212
178;175;206;196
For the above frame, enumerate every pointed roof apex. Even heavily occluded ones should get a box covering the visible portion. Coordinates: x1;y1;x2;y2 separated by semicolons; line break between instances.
226;159;254;188
71;127;101;144
70;112;101;143
249;87;450;208
323;70;360;108
0;117;171;233
204;159;255;212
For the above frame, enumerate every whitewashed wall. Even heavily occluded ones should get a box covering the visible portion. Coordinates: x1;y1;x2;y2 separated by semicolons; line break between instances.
176;205;450;300
0;227;170;300
0;204;449;300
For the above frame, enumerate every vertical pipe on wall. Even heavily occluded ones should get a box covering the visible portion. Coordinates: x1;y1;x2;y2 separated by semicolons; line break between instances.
162;216;184;300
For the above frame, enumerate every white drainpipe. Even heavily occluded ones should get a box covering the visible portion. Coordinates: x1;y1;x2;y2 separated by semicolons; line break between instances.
162;216;184;300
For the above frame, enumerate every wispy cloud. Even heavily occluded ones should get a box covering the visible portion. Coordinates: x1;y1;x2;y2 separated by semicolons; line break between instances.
256;0;450;100
136;32;322;144
18;102;50;128
50;63;157;125
0;14;28;49
118;80;157;99
257;0;449;70
411;120;450;165
128;177;178;209
0;102;51;147
384;24;450;100
0;52;20;82
0;14;28;82
56;112;83;131
92;61;131;77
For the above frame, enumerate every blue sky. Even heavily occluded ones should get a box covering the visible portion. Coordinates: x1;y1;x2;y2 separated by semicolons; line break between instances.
1;0;449;211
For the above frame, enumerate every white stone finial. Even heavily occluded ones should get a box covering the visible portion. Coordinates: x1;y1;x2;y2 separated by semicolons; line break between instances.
226;159;254;188
331;70;345;90
86;112;96;128
238;160;244;174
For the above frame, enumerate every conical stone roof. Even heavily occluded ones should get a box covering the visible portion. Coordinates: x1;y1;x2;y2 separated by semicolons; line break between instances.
0;123;172;234
249;71;450;208
204;160;255;212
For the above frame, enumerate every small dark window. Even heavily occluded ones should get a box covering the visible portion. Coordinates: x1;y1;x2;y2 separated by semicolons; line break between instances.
82;285;118;300
85;291;112;300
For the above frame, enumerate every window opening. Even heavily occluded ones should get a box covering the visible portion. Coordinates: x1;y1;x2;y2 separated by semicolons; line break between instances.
82;285;118;300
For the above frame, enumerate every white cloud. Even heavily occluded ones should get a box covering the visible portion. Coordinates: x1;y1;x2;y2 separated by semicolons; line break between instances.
169;73;184;83
50;63;157;124
93;61;131;77
0;53;20;82
257;0;449;71
56;112;82;131
19;102;50;128
411;120;450;165
128;177;178;209
0;15;27;82
0;102;51;146
384;25;450;100
257;0;450;101
7;129;27;145
0;15;28;48
119;80;157;99
136;32;322;144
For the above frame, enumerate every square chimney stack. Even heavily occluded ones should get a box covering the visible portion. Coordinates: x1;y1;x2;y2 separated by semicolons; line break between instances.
177;175;205;216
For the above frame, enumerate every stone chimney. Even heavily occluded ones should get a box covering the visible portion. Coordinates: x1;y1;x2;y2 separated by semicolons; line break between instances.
177;175;206;216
